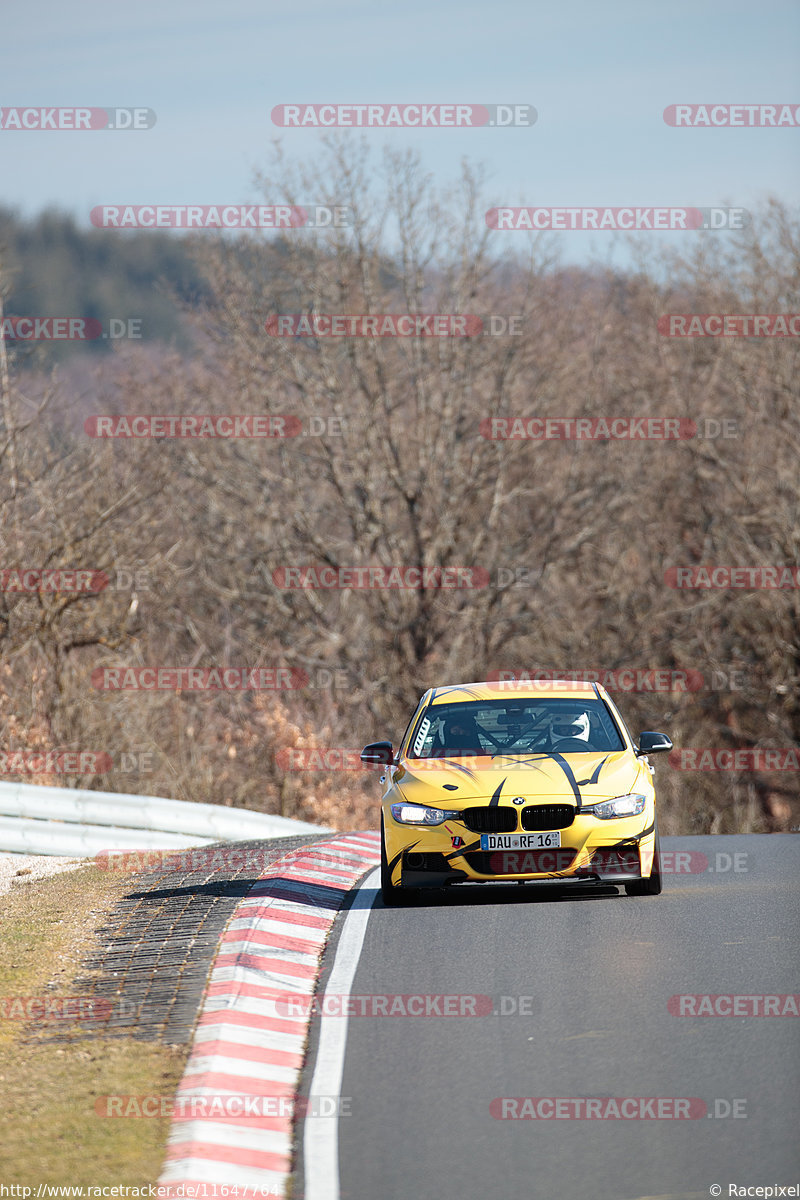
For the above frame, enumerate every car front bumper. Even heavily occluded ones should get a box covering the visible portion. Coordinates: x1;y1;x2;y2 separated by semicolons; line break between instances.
383;808;658;889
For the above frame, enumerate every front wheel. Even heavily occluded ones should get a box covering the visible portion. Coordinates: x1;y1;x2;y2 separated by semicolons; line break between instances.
625;826;663;896
380;817;414;906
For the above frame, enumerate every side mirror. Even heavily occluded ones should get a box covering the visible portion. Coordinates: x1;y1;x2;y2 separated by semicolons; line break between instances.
637;731;673;755
360;741;394;766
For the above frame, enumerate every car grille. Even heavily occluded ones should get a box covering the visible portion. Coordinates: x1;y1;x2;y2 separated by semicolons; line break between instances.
465;849;579;874
461;806;518;834
521;804;575;830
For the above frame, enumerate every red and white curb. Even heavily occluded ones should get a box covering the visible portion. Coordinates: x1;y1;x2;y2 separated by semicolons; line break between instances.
159;832;380;1199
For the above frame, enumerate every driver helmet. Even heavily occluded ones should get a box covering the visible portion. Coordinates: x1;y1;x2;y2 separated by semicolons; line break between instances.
550;711;591;748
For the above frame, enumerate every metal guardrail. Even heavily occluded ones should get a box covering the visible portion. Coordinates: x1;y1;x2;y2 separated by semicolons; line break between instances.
0;781;331;856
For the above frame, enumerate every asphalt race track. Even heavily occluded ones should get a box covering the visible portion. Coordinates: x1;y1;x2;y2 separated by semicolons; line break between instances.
297;835;800;1200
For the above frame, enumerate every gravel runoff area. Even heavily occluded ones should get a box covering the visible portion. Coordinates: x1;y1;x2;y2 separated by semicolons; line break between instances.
0;852;87;899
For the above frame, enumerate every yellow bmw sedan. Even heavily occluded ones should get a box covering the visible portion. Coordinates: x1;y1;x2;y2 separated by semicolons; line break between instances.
361;680;673;905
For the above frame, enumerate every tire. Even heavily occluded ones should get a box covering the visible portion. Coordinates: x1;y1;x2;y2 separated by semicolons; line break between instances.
380;816;414;906
625;825;663;896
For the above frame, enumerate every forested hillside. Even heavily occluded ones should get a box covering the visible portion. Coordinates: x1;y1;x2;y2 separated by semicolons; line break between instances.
0;207;208;361
1;147;797;835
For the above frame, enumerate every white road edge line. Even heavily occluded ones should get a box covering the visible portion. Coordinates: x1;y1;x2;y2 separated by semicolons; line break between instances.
302;866;380;1200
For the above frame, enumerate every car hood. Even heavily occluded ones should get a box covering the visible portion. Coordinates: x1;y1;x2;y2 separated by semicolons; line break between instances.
393;750;643;807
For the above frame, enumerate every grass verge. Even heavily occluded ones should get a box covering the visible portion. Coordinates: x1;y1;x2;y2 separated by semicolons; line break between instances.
0;864;190;1184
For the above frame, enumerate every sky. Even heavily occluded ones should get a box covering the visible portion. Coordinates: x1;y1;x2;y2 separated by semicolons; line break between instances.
2;0;798;265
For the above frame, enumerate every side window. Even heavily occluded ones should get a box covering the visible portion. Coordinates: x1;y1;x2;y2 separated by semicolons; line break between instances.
597;699;628;750
412;715;432;756
399;700;430;757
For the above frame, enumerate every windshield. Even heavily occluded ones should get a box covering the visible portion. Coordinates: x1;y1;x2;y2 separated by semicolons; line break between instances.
407;698;625;758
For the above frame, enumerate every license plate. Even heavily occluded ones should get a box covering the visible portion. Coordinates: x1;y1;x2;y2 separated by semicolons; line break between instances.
480;831;561;850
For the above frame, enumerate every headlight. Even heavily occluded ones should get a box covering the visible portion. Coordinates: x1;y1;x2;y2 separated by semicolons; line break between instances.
390;802;454;826
585;794;647;820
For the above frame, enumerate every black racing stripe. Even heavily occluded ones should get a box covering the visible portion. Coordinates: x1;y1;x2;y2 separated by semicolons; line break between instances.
388;843;416;875
608;820;656;848
445;839;482;862
404;760;477;781
435;758;480;779
491;753;550;770
576;755;611;787
488;778;507;807
549;753;583;811
589;755;610;784
431;685;487;702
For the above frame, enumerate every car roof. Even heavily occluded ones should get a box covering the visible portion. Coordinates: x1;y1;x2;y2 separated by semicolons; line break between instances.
429;680;601;703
